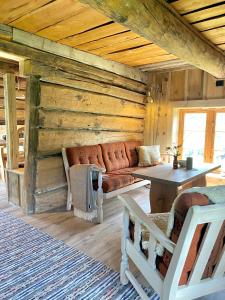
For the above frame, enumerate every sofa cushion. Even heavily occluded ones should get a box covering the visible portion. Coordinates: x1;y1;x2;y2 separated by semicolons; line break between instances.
109;167;144;183
108;166;142;176
100;142;129;172
156;192;224;286
66;145;105;169
138;145;161;167
124;141;142;167
102;174;134;193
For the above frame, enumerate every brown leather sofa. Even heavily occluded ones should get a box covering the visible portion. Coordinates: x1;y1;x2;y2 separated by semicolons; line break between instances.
63;140;150;223
65;140;149;195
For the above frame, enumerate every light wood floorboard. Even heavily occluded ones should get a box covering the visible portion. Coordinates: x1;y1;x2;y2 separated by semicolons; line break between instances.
0;181;149;272
0;173;224;272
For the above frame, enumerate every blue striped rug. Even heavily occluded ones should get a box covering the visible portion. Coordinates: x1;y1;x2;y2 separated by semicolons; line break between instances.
0;210;159;300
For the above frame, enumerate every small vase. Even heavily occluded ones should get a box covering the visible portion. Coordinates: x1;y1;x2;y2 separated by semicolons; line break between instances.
173;155;178;169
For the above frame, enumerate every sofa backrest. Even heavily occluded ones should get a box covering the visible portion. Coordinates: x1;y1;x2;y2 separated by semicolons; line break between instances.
66;145;106;169
100;142;129;172
157;192;225;285
124;141;142;167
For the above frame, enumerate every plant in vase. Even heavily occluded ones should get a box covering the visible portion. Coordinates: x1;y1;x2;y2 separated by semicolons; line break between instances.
166;144;182;169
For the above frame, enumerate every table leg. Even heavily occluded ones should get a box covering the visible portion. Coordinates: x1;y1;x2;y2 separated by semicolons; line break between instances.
181;175;206;191
150;181;178;213
150;175;207;213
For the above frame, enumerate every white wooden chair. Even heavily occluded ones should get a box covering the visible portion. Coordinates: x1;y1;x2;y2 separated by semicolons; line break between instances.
119;194;225;300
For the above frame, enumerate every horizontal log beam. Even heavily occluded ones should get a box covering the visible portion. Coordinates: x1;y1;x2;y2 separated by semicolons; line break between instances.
22;60;146;103
39;109;144;133
38;129;143;156
0;59;18;74
139;59;194;72
0;24;12;41
81;0;225;78
0;26;147;83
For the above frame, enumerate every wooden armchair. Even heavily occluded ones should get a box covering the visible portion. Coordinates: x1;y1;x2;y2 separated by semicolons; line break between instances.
119;193;225;300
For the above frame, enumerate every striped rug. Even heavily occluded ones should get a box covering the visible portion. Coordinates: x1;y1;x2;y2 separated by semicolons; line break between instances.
0;210;159;300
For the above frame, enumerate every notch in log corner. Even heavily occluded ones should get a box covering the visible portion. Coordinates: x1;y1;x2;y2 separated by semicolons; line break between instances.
80;0;225;79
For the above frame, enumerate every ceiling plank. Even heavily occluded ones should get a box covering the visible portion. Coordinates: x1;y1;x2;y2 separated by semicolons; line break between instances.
80;0;225;78
218;44;225;50
126;54;177;67
59;22;128;47
104;44;169;61
76;31;141;51
36;7;110;41
0;0;53;24
9;0;87;33
171;0;225;15
91;37;150;56
183;4;225;23
202;27;225;45
194;16;225;31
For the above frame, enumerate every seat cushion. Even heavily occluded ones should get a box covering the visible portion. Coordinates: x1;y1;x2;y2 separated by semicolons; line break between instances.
108;166;142;176
102;174;134;193
100;142;129;172
66;145;105;168
109;166;144;183
124;141;142;167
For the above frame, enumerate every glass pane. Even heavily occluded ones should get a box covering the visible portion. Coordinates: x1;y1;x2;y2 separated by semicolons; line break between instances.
213;113;225;171
182;113;207;163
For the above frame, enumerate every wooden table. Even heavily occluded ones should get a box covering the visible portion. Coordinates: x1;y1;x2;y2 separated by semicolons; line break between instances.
133;163;220;213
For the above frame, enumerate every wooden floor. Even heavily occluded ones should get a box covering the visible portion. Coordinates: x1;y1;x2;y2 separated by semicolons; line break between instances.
0;182;149;272
0;173;224;272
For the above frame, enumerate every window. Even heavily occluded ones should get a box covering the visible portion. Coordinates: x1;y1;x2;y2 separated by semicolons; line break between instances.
214;113;225;170
182;113;207;163
178;109;225;167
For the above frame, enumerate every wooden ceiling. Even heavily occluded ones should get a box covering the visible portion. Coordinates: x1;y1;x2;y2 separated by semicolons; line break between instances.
0;0;224;67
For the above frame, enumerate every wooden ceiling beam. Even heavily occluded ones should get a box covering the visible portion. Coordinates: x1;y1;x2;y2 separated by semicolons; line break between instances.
139;59;194;72
80;0;225;78
0;59;19;74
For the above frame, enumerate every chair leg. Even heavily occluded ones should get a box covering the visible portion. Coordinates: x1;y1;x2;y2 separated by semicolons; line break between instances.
96;197;103;224
66;191;72;211
120;208;130;285
120;257;129;285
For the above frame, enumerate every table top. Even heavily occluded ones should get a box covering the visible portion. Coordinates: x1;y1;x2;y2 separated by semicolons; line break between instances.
132;163;220;186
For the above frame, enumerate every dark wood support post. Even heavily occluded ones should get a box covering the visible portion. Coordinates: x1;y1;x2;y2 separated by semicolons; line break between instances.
23;75;40;214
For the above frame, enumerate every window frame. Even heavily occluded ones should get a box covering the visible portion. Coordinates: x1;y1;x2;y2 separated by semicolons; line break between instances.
178;108;225;163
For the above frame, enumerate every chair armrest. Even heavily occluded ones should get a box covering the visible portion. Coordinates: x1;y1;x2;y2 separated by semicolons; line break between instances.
119;194;175;254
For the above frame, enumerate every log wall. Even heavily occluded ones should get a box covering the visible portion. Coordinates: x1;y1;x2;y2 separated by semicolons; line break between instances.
145;68;225;152
28;61;146;213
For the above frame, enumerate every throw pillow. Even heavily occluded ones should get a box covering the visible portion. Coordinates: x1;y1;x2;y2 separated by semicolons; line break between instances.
138;145;161;167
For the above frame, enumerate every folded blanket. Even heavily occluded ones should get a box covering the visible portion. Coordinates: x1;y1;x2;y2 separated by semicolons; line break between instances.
69;164;103;220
